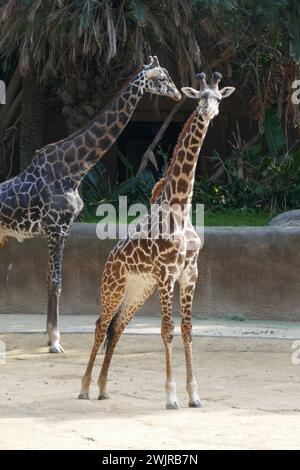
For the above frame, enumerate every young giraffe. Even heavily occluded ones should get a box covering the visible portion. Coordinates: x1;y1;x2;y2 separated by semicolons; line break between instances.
0;56;181;353
79;72;235;408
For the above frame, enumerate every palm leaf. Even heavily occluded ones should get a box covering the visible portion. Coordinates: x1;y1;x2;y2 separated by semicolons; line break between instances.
129;0;148;26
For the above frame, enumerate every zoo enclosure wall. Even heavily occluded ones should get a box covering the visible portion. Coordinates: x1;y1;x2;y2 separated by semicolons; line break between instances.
0;223;299;321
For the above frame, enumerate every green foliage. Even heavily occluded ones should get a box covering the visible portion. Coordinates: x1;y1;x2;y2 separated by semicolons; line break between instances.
191;105;300;216
264;109;285;158
193;143;300;216
118;169;156;205
81;151;156;220
80;161;119;220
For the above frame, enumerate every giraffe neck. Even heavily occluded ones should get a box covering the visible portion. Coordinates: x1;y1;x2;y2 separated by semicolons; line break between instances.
41;72;145;185
163;110;210;207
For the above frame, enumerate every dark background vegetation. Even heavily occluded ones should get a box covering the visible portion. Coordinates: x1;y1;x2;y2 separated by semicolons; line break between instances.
1;0;300;223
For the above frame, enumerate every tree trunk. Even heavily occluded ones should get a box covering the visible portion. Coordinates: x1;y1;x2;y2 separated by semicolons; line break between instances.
20;73;44;171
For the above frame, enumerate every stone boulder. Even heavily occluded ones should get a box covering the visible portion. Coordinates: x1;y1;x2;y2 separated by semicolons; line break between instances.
269;210;300;227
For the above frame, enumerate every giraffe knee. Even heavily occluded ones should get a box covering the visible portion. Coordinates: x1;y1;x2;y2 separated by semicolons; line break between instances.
48;277;62;293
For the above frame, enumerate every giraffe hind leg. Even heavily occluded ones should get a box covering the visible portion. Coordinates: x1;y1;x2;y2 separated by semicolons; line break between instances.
79;304;124;400
79;270;127;399
98;274;156;400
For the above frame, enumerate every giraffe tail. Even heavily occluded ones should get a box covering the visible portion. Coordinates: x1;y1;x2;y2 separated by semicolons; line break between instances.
102;313;119;353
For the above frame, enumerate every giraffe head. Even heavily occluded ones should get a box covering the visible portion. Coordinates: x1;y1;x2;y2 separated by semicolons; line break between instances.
181;72;235;120
142;56;181;101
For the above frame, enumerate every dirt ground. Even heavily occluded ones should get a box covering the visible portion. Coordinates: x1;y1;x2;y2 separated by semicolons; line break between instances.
0;333;300;450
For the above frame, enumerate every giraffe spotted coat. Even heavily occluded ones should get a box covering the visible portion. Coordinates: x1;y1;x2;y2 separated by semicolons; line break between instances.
79;72;236;409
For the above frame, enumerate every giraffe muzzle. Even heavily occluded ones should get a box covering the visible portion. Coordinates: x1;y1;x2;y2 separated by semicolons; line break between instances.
172;89;182;102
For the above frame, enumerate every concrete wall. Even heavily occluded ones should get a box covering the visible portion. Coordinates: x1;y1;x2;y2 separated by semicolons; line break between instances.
0;223;300;321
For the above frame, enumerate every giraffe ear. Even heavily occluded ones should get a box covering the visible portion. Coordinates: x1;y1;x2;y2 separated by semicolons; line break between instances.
181;87;200;99
219;86;235;98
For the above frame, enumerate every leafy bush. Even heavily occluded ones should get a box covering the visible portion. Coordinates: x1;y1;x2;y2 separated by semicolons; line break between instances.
81;151;156;221
193;149;300;215
193;109;300;215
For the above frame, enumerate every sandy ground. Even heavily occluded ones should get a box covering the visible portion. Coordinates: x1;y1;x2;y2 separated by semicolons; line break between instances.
2;314;300;339
0;332;300;450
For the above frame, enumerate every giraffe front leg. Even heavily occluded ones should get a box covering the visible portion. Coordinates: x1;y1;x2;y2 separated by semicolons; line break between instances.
159;279;179;410
46;235;65;353
179;270;202;409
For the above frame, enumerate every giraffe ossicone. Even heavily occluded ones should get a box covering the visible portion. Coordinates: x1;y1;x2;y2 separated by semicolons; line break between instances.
0;56;181;353
79;72;235;408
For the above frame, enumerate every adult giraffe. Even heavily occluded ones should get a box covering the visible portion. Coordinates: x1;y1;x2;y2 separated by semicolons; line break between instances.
0;56;181;353
79;72;235;409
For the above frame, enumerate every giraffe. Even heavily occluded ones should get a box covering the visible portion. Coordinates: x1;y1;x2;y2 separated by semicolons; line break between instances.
0;56;181;353
79;71;235;409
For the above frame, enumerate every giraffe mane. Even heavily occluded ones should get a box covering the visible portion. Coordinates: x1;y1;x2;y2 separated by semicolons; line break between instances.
150;110;197;203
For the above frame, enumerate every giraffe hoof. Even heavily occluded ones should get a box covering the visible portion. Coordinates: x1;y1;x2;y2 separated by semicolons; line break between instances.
166;401;179;410
49;342;64;353
98;392;110;400
78;392;90;400
188;399;203;408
